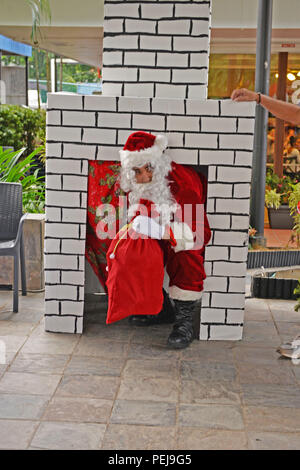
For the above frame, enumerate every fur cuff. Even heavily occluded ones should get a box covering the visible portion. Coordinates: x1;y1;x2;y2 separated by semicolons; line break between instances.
169;285;203;301
171;221;194;252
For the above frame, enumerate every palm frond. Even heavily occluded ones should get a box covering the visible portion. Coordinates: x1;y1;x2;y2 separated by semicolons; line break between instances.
26;0;52;44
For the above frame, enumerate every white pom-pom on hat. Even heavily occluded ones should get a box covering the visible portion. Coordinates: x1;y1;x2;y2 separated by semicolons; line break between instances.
109;253;115;259
155;134;168;152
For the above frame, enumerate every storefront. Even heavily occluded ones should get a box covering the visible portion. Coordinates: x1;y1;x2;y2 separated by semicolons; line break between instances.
208;52;300;176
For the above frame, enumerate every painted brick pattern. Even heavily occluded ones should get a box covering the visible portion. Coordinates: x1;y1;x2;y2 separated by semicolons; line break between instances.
45;92;255;338
102;0;211;98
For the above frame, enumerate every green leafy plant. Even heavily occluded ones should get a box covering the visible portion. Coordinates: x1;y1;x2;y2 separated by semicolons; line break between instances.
0;146;45;213
288;183;300;246
265;189;281;209
265;170;298;205
0;105;46;156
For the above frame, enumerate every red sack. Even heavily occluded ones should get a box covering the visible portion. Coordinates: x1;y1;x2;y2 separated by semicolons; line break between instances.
106;224;164;324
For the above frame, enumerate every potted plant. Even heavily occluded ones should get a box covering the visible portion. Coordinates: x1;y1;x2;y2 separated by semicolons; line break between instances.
0;146;45;290
265;171;298;230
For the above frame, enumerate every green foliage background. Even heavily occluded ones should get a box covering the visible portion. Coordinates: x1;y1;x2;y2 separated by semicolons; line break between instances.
0;105;45;156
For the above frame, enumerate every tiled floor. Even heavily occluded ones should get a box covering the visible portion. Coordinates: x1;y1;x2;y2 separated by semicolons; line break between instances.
264;228;298;249
0;288;300;450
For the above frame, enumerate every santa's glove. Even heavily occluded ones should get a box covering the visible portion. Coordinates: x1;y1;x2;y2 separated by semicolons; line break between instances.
132;215;165;240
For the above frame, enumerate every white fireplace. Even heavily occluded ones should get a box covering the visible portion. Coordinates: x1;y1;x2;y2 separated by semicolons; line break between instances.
44;0;255;339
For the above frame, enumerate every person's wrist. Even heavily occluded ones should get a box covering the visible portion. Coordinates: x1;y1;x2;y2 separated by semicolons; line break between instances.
256;92;261;104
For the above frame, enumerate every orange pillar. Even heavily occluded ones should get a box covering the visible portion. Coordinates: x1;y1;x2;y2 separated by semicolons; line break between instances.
274;52;288;177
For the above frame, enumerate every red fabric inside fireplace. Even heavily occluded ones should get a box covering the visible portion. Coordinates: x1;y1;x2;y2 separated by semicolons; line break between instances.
85;160;123;291
85;160;209;292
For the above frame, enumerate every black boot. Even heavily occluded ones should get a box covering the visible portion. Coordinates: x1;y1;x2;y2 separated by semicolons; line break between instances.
167;299;199;349
128;290;175;327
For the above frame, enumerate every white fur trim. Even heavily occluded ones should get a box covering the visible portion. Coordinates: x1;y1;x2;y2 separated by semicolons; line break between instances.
169;286;203;301
120;134;168;169
171;221;194;252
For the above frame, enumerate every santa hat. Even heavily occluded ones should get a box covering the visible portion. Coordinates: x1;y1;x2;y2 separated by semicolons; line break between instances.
119;131;168;170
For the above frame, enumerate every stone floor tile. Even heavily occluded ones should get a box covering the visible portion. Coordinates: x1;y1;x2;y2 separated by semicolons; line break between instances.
0;420;39;449
233;345;282;366
180;361;237;382
292;365;300;381
131;325;171;347
30;421;106;450
74;337;129;358
237;362;297;385
123;358;179;380
18;292;45;308
0;394;49;419
55;374;120;400
0;335;27;353
0;371;61;396
275;322;300;343
117;376;179;403
101;424;176;450
267;299;296;312
0;321;37;336
245;298;270;311
64;355;125;376
42;396;113;423
180;379;241;405
20;332;80;355
247;431;300;450
110;400;176;426
0;308;44;323
8;353;70;375
181;341;235;362
177;427;248;450
244;298;272;321
241;384;300;408
271;309;300;323
83;322;134;342
127;343;181;360
241;321;280;347
179;404;244;430
244;406;300;432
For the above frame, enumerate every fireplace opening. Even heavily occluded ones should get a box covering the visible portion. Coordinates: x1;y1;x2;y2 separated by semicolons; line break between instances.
83;160;209;336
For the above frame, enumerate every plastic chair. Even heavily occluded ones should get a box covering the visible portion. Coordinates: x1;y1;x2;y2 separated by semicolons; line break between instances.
0;182;27;312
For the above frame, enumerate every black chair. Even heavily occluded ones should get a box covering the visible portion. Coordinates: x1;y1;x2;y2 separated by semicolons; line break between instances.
0;182;27;312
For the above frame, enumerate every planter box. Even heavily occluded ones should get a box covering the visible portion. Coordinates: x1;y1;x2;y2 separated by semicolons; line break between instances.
247;249;300;269
252;268;300;300
268;205;294;230
0;214;45;291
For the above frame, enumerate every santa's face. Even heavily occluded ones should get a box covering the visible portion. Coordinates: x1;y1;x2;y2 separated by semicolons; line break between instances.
133;163;153;184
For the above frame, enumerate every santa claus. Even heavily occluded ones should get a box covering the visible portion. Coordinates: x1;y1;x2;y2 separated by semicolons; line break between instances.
116;131;211;349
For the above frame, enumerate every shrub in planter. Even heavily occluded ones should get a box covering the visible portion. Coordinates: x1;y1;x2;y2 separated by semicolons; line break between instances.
0;105;46;157
265;171;300;239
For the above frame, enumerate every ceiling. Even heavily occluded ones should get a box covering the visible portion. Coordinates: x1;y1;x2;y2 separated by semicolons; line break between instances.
0;26;104;67
0;0;300;66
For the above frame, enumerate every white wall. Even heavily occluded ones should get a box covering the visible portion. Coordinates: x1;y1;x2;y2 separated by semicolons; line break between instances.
0;0;104;27
212;0;300;29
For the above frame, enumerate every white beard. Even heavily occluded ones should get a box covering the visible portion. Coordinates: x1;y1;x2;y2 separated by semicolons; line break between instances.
119;154;178;225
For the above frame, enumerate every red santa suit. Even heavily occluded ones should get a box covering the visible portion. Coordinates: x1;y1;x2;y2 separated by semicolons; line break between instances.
119;132;211;302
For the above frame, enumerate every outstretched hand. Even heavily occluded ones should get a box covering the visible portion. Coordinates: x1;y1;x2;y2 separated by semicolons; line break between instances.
231;88;258;103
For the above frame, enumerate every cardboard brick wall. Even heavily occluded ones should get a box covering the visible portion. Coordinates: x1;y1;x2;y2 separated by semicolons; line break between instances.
44;0;256;338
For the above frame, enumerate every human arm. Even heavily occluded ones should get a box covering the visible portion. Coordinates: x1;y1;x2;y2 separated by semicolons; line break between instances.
231;88;300;125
